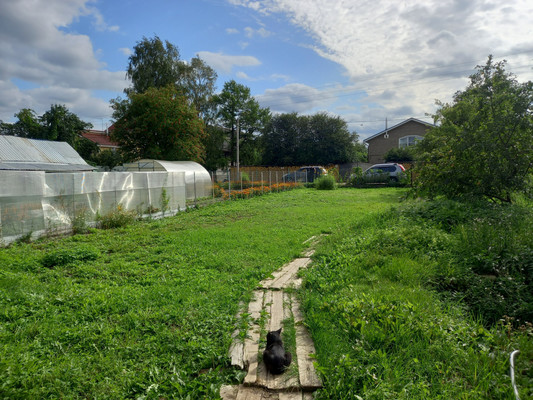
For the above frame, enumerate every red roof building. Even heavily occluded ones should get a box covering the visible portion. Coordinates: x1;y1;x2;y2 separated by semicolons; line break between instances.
81;126;119;151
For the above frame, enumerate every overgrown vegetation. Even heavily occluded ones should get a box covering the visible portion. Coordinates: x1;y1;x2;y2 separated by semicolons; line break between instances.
300;196;532;399
1;189;531;398
414;56;533;203
0;189;400;398
315;174;337;190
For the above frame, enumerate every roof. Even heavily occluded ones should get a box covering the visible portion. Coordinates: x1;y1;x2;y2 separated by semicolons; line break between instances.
81;130;119;148
363;118;434;143
0;135;95;172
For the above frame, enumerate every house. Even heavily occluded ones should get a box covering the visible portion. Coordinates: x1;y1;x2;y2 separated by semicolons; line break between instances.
80;126;119;152
363;118;433;164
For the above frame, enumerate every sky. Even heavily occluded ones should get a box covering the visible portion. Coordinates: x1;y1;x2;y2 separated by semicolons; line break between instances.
1;0;532;140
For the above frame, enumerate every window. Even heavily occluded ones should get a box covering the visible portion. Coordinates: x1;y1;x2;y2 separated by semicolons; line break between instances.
399;135;423;148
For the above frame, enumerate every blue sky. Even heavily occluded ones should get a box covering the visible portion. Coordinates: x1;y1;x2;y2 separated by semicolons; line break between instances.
1;0;532;139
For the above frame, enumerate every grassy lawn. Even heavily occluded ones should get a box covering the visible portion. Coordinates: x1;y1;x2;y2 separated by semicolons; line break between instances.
2;188;531;399
0;188;402;399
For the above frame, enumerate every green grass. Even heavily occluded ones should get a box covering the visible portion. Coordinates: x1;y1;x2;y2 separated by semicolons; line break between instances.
0;188;402;399
300;199;533;399
2;188;530;399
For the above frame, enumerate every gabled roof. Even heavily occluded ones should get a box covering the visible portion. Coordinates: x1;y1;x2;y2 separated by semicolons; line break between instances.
363;118;433;143
0;135;94;172
81;129;119;148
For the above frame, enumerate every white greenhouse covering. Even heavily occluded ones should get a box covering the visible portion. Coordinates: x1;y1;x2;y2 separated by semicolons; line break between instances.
122;160;212;200
0;135;94;172
0;170;187;245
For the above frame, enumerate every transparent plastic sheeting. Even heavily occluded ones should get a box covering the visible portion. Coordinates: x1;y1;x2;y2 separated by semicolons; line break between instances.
0;171;190;244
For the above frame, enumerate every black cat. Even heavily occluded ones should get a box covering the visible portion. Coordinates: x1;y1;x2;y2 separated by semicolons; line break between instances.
263;328;292;374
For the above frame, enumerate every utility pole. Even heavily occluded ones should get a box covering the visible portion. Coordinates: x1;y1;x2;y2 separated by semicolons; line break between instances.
236;117;240;179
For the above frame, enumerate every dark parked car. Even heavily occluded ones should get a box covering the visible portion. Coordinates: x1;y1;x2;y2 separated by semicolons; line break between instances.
283;166;327;183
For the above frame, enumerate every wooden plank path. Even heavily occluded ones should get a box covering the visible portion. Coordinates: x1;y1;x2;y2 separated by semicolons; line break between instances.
222;237;324;400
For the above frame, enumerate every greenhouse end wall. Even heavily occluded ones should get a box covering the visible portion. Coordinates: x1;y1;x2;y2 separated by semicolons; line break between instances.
0;171;187;245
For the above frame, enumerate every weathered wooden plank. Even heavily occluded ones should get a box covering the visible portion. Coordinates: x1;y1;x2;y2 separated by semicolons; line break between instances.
256;362;300;390
249;290;265;319
295;324;321;390
229;301;246;368
291;295;304;323
269;290;284;331
220;384;239;400
279;392;303;400
243;290;264;384
229;341;245;369
269;258;311;289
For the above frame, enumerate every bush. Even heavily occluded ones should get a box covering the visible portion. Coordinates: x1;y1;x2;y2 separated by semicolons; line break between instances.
315;175;336;190
96;204;137;229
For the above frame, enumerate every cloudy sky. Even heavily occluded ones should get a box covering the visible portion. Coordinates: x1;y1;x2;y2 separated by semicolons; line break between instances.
1;0;532;139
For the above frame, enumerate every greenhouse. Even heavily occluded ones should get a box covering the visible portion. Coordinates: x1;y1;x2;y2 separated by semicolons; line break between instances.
122;160;213;200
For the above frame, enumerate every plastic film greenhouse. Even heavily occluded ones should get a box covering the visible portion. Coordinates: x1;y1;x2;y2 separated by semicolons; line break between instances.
0;138;212;244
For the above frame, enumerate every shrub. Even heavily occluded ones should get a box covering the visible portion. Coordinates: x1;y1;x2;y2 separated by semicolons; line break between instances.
315;175;336;190
96;204;137;229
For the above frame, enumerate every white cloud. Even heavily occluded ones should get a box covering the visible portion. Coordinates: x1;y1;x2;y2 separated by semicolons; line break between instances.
196;51;261;74
230;0;533;125
244;26;272;38
236;71;255;81
119;47;132;56
257;83;333;113
0;0;125;123
226;28;240;34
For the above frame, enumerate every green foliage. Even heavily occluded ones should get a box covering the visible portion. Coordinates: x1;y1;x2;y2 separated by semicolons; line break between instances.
0;108;42;137
385;147;414;162
315;175;337;190
91;149;123;170
111;86;206;162
414;56;533;203
0;105;92;149
96;205;137;229
300;200;532;399
125;35;181;95
213;80;271;166
177;56;218;122
41;247;99;268
262;112;360;165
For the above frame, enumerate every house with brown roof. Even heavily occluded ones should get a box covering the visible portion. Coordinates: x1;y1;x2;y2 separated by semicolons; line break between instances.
80;126;119;152
363;118;433;164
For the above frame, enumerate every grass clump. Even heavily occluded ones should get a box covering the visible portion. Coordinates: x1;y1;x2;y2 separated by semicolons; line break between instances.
315;175;337;190
41;246;99;268
96;204;137;229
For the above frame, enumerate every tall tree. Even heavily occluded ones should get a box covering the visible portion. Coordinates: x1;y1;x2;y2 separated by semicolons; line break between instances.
213;80;270;166
40;104;92;145
177;56;218;121
261;112;359;166
111;86;206;162
414;56;533;203
125;35;182;95
0;109;43;137
262;112;304;166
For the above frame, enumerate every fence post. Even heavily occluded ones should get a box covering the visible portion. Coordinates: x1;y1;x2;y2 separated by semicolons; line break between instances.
72;174;75;233
227;168;231;200
194;171;197;207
